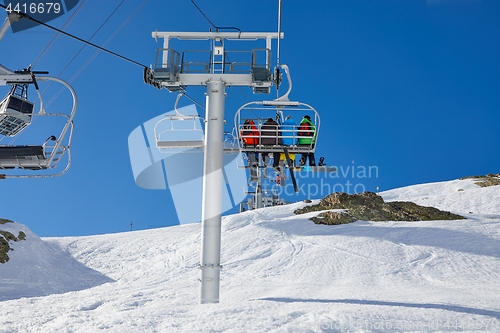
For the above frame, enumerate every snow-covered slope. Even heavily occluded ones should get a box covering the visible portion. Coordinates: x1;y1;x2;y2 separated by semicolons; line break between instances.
0;222;112;302
1;178;499;333
381;178;500;216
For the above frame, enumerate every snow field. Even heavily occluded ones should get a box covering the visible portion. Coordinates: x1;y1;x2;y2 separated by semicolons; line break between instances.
0;178;499;332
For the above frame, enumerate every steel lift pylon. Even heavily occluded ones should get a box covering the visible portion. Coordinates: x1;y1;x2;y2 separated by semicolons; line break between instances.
145;31;283;304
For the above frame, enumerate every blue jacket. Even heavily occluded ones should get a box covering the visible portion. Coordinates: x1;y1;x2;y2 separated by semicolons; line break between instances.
281;117;296;146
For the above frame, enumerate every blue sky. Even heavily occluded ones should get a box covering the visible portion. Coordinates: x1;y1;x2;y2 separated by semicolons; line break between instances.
1;0;499;237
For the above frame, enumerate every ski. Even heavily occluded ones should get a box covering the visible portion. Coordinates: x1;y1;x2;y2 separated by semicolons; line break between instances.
283;147;298;192
294;165;338;173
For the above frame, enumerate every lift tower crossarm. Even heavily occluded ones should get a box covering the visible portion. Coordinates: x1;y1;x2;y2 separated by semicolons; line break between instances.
149;32;284;91
152;31;283;46
0;74;34;86
0;64;33;85
152;32;283;63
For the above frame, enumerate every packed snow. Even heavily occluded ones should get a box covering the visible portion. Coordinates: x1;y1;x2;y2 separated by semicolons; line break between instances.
1;178;499;332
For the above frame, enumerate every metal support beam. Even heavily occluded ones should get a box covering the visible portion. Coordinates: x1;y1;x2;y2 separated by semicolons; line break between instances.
160;73;259;87
152;31;283;41
199;81;226;304
0;74;34;86
147;30;285;304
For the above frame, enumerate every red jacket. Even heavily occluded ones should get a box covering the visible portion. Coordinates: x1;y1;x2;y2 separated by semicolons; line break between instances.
241;120;259;145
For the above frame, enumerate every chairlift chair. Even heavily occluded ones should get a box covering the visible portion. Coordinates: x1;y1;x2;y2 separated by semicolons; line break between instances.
223;129;240;153
234;65;320;155
154;93;205;150
0;69;77;179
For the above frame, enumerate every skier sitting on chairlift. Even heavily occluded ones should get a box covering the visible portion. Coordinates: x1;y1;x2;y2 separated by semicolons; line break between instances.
241;119;259;180
261;117;281;168
298;115;316;166
279;115;297;166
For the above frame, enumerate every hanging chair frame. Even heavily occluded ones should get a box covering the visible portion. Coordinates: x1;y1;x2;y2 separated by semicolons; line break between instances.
0;72;77;179
154;93;205;150
234;64;320;155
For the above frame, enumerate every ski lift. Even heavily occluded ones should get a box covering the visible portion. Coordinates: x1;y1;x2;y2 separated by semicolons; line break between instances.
235;65;338;194
154;93;205;150
234;64;320;155
0;66;77;179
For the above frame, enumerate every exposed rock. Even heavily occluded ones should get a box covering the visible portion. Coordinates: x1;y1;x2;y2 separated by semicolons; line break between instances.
311;211;357;225
295;192;465;225
460;174;500;187
0;229;26;264
1;218;27;263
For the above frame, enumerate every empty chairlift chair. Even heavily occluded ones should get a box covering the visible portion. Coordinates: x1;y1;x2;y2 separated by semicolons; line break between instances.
0;73;77;179
154;94;205;150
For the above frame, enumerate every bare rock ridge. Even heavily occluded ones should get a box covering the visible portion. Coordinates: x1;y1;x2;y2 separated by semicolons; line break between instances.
460;173;500;187
0;218;26;263
295;192;465;225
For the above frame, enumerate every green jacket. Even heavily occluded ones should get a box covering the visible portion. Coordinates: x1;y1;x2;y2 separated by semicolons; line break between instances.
298;118;316;145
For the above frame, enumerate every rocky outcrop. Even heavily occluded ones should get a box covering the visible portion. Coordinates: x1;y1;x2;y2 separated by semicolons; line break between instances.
461;174;500;187
0;219;26;263
295;192;465;225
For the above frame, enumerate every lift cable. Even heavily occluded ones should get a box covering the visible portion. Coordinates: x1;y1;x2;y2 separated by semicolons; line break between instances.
32;0;89;68
276;0;283;69
38;0;127;104
190;0;241;34
179;88;206;111
189;0;250;114
47;0;126;81
0;0;149;144
34;0;125;111
43;0;149;109
2;0;148;146
1;2;204;123
275;0;283;94
0;3;148;69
